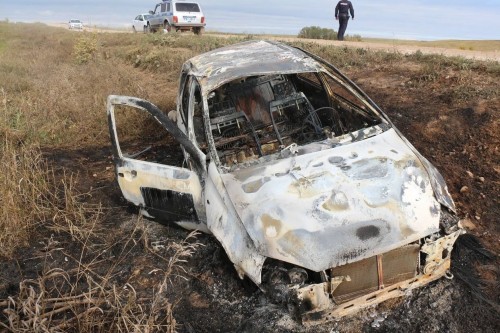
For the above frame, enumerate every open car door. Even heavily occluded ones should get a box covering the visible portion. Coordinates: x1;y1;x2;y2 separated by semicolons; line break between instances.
107;95;207;231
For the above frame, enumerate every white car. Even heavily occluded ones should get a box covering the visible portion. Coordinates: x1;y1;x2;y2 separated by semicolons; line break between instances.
68;19;83;30
132;14;152;33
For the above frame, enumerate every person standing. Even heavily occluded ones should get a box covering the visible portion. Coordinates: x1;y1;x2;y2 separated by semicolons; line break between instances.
335;0;355;41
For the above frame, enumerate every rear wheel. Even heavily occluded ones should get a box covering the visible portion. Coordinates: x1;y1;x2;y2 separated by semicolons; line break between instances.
194;27;204;35
163;21;171;33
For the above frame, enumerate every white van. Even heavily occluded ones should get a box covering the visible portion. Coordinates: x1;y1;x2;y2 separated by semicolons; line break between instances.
148;0;206;35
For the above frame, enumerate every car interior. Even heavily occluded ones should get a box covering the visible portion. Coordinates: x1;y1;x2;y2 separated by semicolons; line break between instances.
197;72;382;167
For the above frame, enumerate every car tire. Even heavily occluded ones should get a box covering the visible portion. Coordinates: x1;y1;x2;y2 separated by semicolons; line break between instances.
132;26;137;33
194;27;204;36
144;24;151;33
164;21;171;33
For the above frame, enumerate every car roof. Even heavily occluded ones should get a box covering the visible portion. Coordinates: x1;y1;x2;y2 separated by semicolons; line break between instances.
185;40;325;93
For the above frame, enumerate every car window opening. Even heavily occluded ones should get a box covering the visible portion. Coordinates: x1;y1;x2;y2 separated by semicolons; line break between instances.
207;72;381;167
176;3;201;12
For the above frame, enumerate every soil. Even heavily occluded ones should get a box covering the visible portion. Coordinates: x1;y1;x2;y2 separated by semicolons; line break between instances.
1;46;499;332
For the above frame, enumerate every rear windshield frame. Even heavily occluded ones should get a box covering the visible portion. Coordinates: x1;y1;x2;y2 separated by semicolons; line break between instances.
175;3;201;12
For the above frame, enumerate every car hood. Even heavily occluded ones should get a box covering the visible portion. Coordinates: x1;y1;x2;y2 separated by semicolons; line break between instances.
220;128;441;271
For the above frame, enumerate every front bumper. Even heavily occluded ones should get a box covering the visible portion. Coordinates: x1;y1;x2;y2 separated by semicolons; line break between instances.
290;228;464;325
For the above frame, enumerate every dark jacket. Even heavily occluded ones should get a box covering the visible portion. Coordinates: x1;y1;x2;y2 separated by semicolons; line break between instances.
335;0;354;19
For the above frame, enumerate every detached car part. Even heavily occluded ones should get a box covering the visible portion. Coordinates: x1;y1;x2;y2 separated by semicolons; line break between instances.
106;40;463;325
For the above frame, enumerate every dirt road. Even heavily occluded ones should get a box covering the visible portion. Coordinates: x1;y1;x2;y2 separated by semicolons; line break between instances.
276;37;500;62
212;34;500;62
48;23;500;62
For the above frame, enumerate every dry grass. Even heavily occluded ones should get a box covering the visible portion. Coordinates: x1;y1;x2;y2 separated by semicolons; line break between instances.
0;227;201;332
0;23;208;331
0;140;49;256
0;23;180;148
0;138;103;257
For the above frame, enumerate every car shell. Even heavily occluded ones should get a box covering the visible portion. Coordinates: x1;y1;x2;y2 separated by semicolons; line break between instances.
106;40;463;324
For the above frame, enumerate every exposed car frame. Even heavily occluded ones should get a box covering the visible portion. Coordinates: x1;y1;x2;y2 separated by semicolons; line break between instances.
106;40;463;324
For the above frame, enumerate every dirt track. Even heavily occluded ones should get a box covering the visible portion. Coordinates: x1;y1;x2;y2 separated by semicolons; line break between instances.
267;36;500;62
211;34;500;62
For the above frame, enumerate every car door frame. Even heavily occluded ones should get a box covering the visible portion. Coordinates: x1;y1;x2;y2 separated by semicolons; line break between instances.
133;15;141;30
107;95;208;231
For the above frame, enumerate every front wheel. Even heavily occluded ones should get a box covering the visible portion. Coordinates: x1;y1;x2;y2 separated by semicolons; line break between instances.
194;27;204;36
163;21;171;33
144;24;151;33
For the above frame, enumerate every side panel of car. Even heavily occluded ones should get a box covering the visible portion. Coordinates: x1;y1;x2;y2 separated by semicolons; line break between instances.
150;2;171;29
133;15;145;32
205;162;267;284
106;95;208;232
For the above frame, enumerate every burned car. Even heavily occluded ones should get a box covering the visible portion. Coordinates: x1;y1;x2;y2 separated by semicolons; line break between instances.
107;40;463;324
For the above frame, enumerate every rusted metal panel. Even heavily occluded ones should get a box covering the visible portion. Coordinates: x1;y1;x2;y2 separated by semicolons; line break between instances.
382;244;419;286
301;256;451;325
297;229;463;325
331;255;379;303
331;244;419;303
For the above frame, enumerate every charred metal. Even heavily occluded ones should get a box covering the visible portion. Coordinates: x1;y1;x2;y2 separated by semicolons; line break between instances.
106;40;463;324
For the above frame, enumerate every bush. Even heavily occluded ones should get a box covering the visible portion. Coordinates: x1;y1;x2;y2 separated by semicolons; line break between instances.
74;33;98;64
298;26;337;40
347;34;362;41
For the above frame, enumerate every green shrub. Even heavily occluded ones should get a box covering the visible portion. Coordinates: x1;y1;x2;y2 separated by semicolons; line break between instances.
74;33;98;64
347;34;362;41
298;26;337;40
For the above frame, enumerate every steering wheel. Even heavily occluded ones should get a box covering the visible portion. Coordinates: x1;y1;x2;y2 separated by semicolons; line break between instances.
303;106;345;137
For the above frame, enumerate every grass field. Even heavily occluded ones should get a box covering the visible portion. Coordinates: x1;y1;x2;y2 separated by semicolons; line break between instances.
0;22;498;332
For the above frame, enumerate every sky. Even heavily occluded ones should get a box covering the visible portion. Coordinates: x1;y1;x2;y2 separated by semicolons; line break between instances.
1;0;499;40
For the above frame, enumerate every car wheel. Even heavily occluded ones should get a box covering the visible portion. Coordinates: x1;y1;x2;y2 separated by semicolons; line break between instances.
132;26;137;33
164;21;171;33
194;27;204;36
144;24;151;33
